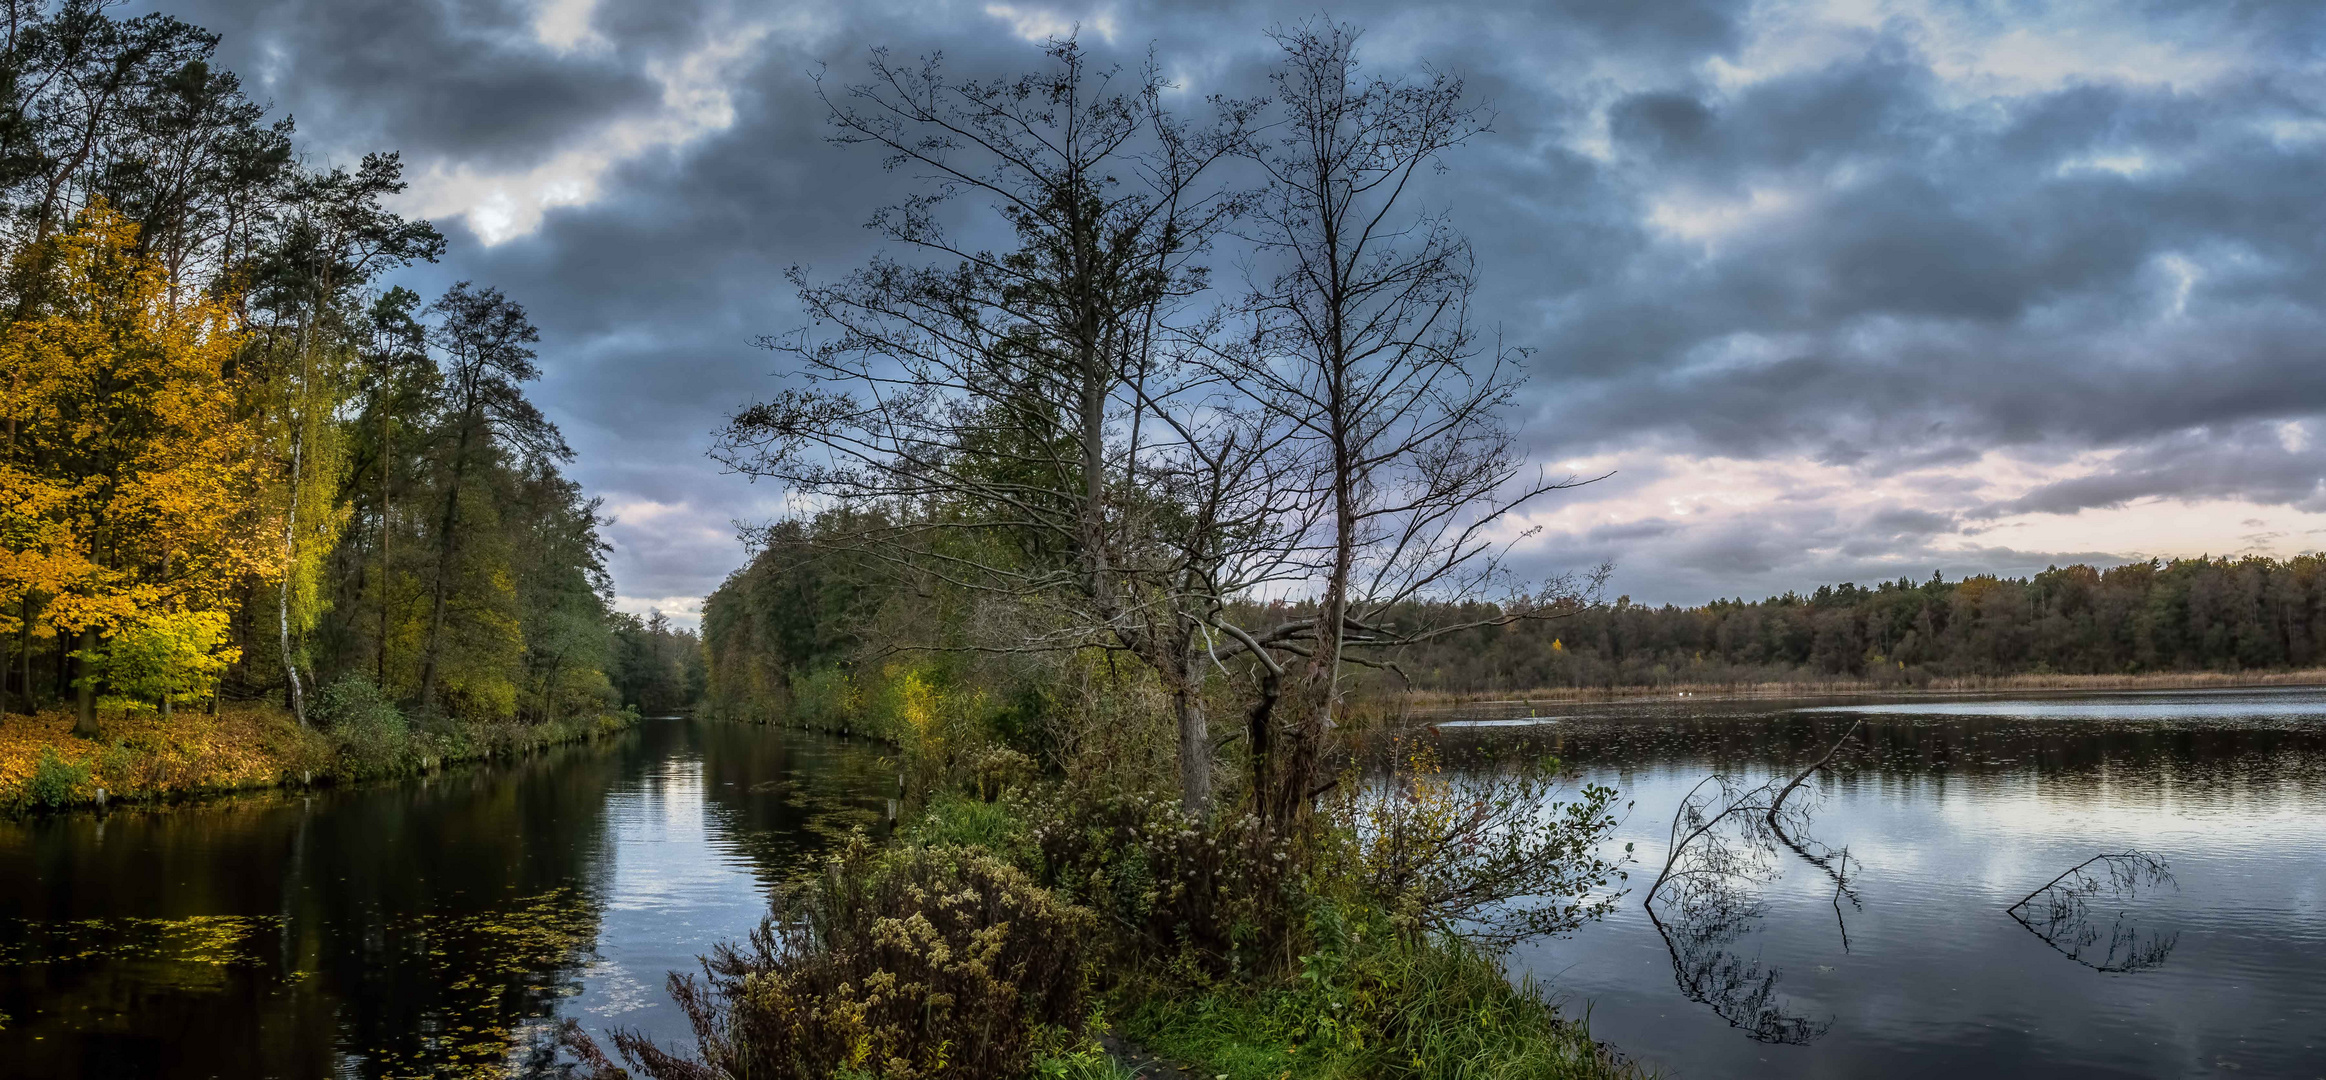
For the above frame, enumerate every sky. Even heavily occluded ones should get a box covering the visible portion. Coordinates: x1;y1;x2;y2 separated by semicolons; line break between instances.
147;0;2326;625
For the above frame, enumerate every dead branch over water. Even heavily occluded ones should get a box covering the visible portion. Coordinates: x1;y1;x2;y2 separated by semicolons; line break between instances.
2007;851;2179;974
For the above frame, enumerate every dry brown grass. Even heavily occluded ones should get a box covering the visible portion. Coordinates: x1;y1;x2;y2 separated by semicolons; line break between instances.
1392;668;2326;710
2;701;635;812
0;705;326;810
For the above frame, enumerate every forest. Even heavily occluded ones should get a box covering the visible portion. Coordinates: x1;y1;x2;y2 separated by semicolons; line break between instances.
711;544;2326;711
1372;555;2326;692
0;1;697;804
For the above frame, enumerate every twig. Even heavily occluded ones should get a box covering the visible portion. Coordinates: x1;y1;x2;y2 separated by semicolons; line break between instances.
1765;719;1862;830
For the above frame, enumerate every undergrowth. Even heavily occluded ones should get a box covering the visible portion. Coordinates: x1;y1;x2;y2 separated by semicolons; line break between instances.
574;764;1638;1080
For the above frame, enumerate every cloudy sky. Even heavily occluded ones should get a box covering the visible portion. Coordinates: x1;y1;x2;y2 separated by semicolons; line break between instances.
149;0;2326;623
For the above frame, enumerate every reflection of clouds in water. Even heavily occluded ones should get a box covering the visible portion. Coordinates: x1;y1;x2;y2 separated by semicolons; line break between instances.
1498;689;2326;1079
578;957;657;1016
557;726;894;1053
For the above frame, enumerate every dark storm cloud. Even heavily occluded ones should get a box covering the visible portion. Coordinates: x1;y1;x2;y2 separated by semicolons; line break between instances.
174;0;691;170
127;0;2326;614
1527;47;2326;465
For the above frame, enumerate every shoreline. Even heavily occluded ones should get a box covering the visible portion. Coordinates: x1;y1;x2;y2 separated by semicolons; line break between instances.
0;705;639;816
1396;668;2326;710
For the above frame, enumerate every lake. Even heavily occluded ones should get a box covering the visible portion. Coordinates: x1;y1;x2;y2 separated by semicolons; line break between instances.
4;691;2322;1078
0;718;894;1078
1486;687;2326;1078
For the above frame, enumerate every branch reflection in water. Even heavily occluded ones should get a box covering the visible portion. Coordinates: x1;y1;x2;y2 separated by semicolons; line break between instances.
2007;851;2179;974
1643;721;1863;1045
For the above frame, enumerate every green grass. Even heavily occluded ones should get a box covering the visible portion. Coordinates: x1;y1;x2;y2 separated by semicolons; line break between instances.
903;790;1033;856
1122;907;1640;1080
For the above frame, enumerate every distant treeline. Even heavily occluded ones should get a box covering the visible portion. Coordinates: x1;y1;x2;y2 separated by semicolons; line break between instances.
1373;556;2326;692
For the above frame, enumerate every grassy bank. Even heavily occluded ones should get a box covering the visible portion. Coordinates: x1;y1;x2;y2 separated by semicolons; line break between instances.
1401;666;2326;709
0;701;636;814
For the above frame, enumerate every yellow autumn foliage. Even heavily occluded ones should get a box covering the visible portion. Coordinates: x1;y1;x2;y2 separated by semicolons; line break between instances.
0;204;276;700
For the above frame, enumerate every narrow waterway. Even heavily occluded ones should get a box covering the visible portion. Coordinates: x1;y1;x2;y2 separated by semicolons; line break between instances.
0;718;893;1078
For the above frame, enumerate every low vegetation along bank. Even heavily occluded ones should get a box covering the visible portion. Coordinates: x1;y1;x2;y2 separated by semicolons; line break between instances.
566;767;1638;1080
0;684;635;814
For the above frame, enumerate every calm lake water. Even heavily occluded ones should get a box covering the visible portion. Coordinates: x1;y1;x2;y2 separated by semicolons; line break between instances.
1483;687;2326;1079
0;718;894;1078
5;693;2322;1078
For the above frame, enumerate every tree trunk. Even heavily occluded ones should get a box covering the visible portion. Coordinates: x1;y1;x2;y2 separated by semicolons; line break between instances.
416;418;475;717
72;627;98;738
378;399;393;687
280;430;306;724
1173;668;1211;815
15;599;29;715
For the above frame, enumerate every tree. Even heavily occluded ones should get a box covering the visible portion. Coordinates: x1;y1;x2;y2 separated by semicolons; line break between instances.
1220;22;1592;826
414;281;568;717
0;204;270;734
243;152;443;724
713;39;1267;812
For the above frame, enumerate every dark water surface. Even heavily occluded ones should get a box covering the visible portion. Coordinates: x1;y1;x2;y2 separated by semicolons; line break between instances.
1473;687;2326;1079
7;696;2322;1079
0;718;893;1079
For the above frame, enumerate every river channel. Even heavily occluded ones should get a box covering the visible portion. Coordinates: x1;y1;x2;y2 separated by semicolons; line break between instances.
0;718;895;1078
5;691;2324;1078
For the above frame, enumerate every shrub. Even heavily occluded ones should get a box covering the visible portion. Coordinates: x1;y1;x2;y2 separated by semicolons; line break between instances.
76;610;237;712
312;677;418;778
25;747;91;808
1318;739;1628;946
1019;785;1296;981
906;791;1033;860
595;837;1098;1080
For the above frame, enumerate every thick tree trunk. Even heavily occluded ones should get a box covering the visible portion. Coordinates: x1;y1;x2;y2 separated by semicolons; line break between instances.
72;627;97;738
1173;670;1211;815
1246;661;1283;811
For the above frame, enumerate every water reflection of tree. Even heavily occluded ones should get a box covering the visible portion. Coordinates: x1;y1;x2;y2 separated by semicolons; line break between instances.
2007;851;2178;973
1643;721;1861;1045
1649;892;1832;1045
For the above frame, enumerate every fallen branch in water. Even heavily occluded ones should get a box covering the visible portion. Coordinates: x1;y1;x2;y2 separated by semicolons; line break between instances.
1766;719;1862;829
1646;720;1865;910
2006;850;2178;973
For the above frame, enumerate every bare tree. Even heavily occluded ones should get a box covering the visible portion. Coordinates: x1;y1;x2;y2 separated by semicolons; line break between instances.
713;39;1274;812
721;28;1603;821
1218;21;1596;827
